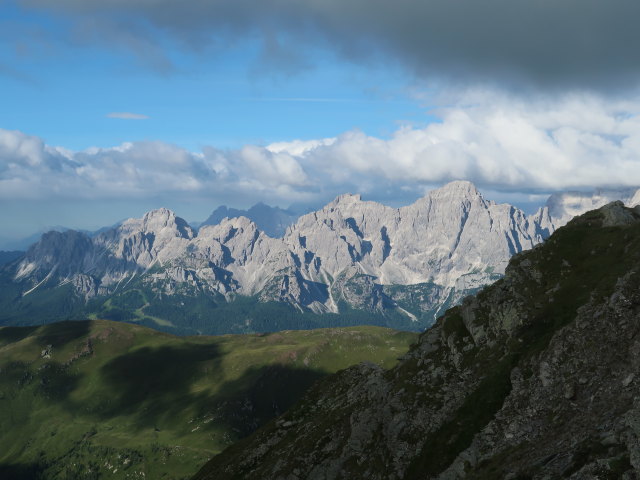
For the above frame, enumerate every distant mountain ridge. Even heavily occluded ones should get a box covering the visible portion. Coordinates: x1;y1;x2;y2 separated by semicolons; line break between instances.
201;202;301;238
1;181;639;333
0;224;120;251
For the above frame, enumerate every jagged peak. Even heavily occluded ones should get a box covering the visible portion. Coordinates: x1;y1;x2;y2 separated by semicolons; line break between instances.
430;180;481;197
115;207;194;239
325;193;363;210
407;181;483;210
247;202;294;216
142;207;178;222
26;229;92;254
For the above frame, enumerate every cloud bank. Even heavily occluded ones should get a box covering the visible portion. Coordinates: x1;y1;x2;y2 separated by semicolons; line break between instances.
18;0;640;90
2;91;640;205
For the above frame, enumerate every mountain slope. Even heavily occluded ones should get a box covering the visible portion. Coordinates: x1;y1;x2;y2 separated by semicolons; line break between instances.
193;201;640;479
0;320;416;480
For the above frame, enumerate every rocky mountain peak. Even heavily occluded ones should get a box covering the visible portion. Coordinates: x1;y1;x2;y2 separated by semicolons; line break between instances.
589;200;640;227
428;179;481;198
201;215;261;238
142;207;174;221
220;215;259;230
139;207;194;239
247;201;272;213
15;230;95;281
405;181;485;213
23;230;92;261
326;193;363;208
196;216;264;253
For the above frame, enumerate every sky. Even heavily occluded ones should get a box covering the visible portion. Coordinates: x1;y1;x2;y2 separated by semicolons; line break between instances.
2;0;640;242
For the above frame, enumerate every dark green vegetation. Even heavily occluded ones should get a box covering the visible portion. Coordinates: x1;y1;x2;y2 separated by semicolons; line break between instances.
194;203;640;479
0;320;416;479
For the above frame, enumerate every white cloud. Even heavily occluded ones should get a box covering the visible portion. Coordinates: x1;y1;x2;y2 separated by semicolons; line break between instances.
106;112;149;120
2;91;640;206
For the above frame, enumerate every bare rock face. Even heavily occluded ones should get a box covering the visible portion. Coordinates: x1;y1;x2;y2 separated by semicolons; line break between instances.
193;203;640;480
94;207;195;268
15;230;98;282
7;183;640;329
275;181;550;320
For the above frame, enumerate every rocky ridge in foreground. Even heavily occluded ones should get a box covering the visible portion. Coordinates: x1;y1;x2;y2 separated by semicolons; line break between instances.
194;201;640;479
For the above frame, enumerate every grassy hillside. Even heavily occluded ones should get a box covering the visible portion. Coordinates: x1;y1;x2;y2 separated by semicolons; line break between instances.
0;320;416;479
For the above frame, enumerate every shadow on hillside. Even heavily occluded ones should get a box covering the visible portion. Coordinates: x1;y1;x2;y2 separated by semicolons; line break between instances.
0;325;39;346
97;343;327;438
0;357;82;408
36;320;91;349
210;364;327;437
0;461;47;480
96;342;223;426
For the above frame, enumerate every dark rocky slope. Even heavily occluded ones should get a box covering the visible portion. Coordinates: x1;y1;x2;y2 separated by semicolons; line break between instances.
193;201;640;480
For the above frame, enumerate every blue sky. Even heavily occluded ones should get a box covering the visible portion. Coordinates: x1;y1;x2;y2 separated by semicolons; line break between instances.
2;0;640;242
1;1;429;152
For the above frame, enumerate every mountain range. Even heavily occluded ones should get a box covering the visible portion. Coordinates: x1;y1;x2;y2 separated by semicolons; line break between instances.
1;181;639;334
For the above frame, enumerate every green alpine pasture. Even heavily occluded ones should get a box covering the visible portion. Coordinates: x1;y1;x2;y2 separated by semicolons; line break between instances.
0;319;416;479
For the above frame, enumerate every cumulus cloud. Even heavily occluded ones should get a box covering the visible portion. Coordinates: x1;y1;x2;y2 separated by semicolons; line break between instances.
2;91;640;205
16;0;640;90
106;112;149;120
